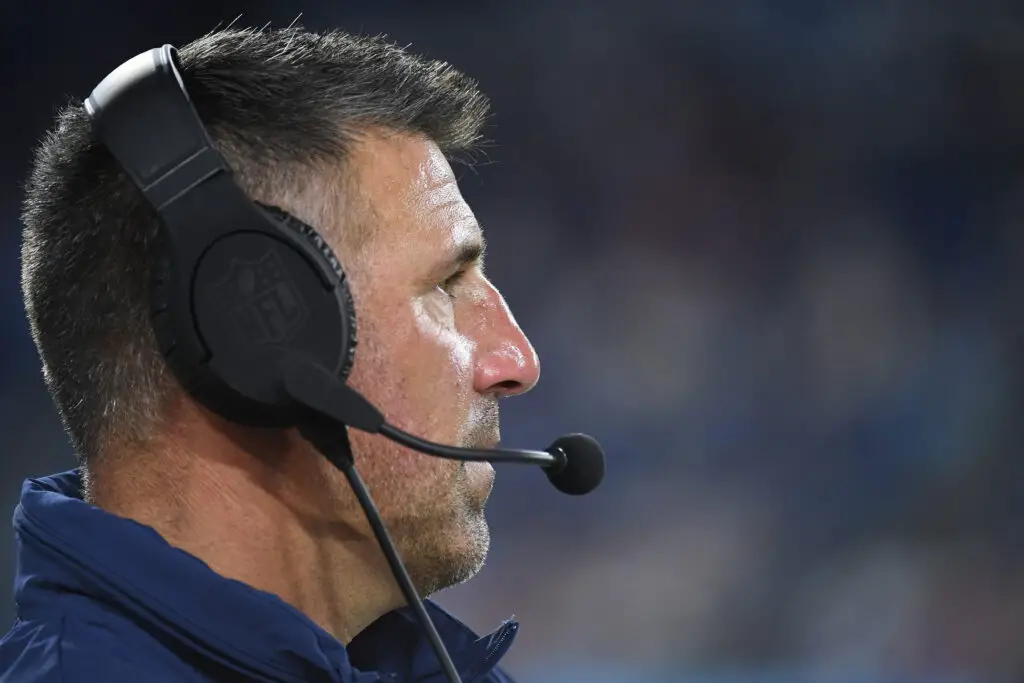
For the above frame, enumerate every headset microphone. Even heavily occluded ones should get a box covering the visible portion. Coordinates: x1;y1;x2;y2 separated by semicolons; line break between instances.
84;44;605;683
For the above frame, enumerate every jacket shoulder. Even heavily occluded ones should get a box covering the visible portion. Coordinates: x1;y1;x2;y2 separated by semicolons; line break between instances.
0;618;63;683
1;612;197;683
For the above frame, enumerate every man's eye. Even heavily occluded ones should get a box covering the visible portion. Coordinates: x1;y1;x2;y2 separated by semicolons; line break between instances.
437;270;466;299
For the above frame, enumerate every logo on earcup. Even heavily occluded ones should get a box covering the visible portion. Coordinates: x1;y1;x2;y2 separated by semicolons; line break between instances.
206;250;308;348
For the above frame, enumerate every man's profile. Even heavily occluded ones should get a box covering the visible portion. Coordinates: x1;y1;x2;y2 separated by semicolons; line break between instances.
2;26;541;683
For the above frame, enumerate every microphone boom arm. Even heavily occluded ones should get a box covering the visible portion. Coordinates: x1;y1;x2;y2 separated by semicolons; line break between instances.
282;357;569;472
379;423;567;470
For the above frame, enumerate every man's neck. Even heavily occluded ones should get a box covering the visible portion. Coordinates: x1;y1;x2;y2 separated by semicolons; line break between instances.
88;428;401;644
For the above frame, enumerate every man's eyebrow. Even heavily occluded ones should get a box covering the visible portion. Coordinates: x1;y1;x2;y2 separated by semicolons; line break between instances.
440;237;487;275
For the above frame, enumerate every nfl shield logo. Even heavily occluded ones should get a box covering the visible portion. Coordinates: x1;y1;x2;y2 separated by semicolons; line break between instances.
206;251;309;348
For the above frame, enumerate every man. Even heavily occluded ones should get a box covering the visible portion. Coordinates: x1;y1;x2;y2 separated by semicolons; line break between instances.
2;27;540;683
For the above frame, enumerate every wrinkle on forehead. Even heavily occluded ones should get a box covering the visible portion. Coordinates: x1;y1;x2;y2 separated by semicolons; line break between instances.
419;146;457;189
408;144;481;245
412;146;464;210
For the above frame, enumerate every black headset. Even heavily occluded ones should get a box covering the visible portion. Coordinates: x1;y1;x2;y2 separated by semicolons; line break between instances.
85;44;358;429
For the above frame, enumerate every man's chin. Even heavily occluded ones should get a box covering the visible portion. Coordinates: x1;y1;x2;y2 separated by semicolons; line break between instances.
411;513;491;596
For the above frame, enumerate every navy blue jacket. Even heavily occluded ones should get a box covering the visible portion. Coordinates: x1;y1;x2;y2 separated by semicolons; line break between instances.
0;471;518;682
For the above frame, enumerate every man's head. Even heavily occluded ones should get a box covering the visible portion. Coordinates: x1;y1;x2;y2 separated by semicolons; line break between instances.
21;28;540;599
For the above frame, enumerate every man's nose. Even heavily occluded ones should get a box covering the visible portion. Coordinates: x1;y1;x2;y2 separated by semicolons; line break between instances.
473;283;540;398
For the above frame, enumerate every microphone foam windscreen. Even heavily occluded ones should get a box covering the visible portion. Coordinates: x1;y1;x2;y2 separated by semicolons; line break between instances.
545;433;605;495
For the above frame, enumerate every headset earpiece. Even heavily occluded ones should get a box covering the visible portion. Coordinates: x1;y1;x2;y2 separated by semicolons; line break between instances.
154;202;356;427
87;45;357;427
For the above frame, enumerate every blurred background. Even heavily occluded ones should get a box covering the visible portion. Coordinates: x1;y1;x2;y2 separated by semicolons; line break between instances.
2;1;1024;681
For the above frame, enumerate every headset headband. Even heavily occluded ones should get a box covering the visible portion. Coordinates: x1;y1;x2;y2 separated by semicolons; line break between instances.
85;45;230;212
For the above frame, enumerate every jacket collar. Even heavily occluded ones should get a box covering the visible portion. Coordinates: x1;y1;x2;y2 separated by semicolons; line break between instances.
13;470;517;683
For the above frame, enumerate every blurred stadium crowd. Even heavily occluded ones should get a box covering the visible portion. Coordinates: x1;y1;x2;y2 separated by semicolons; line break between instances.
2;1;1022;681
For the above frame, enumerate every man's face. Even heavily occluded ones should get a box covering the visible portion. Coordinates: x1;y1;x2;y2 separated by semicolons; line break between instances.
321;132;540;594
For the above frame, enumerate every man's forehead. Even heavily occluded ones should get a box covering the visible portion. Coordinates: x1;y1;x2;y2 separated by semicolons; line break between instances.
353;131;455;193
344;132;483;257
